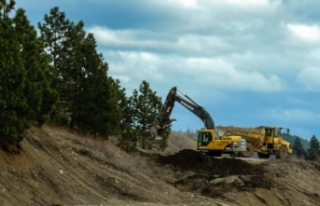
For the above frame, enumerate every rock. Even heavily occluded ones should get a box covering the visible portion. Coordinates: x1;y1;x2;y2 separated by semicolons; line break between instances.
209;176;244;187
222;192;237;202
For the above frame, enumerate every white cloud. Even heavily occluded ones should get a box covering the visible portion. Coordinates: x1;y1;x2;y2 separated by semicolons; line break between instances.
308;49;320;57
224;0;269;5
297;67;320;91
105;50;286;93
172;57;286;92
88;27;160;48
88;26;233;55
270;108;320;123
287;24;320;42
177;34;233;52
178;0;198;8
151;0;199;9
112;75;130;83
103;51;165;93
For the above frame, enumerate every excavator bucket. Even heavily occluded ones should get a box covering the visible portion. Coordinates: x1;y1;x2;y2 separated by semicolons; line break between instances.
150;126;166;140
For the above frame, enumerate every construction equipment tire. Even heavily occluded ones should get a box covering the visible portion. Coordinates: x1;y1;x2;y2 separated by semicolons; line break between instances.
276;146;287;159
240;143;254;158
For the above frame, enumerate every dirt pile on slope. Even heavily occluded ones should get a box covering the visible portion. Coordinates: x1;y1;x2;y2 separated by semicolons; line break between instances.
158;149;266;176
154;149;320;205
156;149;274;199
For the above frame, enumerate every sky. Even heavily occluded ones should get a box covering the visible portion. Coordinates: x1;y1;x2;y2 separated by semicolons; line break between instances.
15;0;320;140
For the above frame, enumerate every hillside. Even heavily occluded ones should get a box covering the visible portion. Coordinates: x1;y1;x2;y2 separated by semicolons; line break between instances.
0;123;319;206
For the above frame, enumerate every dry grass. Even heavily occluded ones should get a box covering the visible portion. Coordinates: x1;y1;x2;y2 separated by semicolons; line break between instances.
41;123;205;201
164;131;196;155
42;123;170;187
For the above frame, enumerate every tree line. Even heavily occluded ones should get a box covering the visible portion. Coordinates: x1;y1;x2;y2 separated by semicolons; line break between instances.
292;135;320;161
0;1;169;151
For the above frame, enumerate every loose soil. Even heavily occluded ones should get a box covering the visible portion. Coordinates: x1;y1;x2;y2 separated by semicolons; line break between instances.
0;124;319;206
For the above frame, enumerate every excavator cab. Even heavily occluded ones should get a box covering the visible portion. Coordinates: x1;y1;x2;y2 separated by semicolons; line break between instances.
198;132;212;146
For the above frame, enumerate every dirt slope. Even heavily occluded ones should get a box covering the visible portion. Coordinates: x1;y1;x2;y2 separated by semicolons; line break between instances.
157;149;320;205
0;124;319;206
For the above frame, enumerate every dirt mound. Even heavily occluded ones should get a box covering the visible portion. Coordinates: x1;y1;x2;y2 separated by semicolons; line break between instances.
158;149;266;176
156;149;275;198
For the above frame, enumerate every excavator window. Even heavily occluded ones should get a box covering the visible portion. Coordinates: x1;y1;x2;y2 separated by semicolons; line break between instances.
198;132;212;146
214;131;220;140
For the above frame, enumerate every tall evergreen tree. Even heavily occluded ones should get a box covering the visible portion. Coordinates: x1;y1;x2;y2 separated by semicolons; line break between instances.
38;6;72;71
0;0;28;144
292;137;305;158
39;8;123;137
117;87;139;152
306;135;320;161
13;8;58;125
128;81;170;150
59;20;86;127
71;33;123;138
38;6;73;121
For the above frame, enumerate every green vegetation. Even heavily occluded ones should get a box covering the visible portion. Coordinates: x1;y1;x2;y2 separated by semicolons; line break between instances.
0;0;57;144
118;81;170;151
306;135;320;161
0;1;170;150
292;137;306;158
284;133;320;161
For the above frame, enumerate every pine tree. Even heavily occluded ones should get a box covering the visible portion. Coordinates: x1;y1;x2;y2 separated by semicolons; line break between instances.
117;88;139;152
306;135;320;161
38;6;73;122
59;20;86;128
292;137;305;158
0;0;28;144
38;6;72;71
70;33;123;138
128;81;170;150
13;8;58;125
39;8;123;137
119;127;138;152
117;85;131;129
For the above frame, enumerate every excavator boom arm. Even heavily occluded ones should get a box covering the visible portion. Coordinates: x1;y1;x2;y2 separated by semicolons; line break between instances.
174;94;215;129
150;87;215;139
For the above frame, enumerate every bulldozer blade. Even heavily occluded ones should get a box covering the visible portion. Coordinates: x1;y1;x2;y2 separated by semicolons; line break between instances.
150;126;166;140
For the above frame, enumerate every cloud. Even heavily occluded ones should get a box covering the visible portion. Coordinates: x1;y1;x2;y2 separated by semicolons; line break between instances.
178;0;198;8
176;58;286;92
88;26;233;56
297;67;320;91
269;108;320;123
224;0;269;5
104;50;286;93
287;24;320;42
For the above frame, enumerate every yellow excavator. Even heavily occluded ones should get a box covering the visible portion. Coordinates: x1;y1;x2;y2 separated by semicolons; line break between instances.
150;87;246;158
